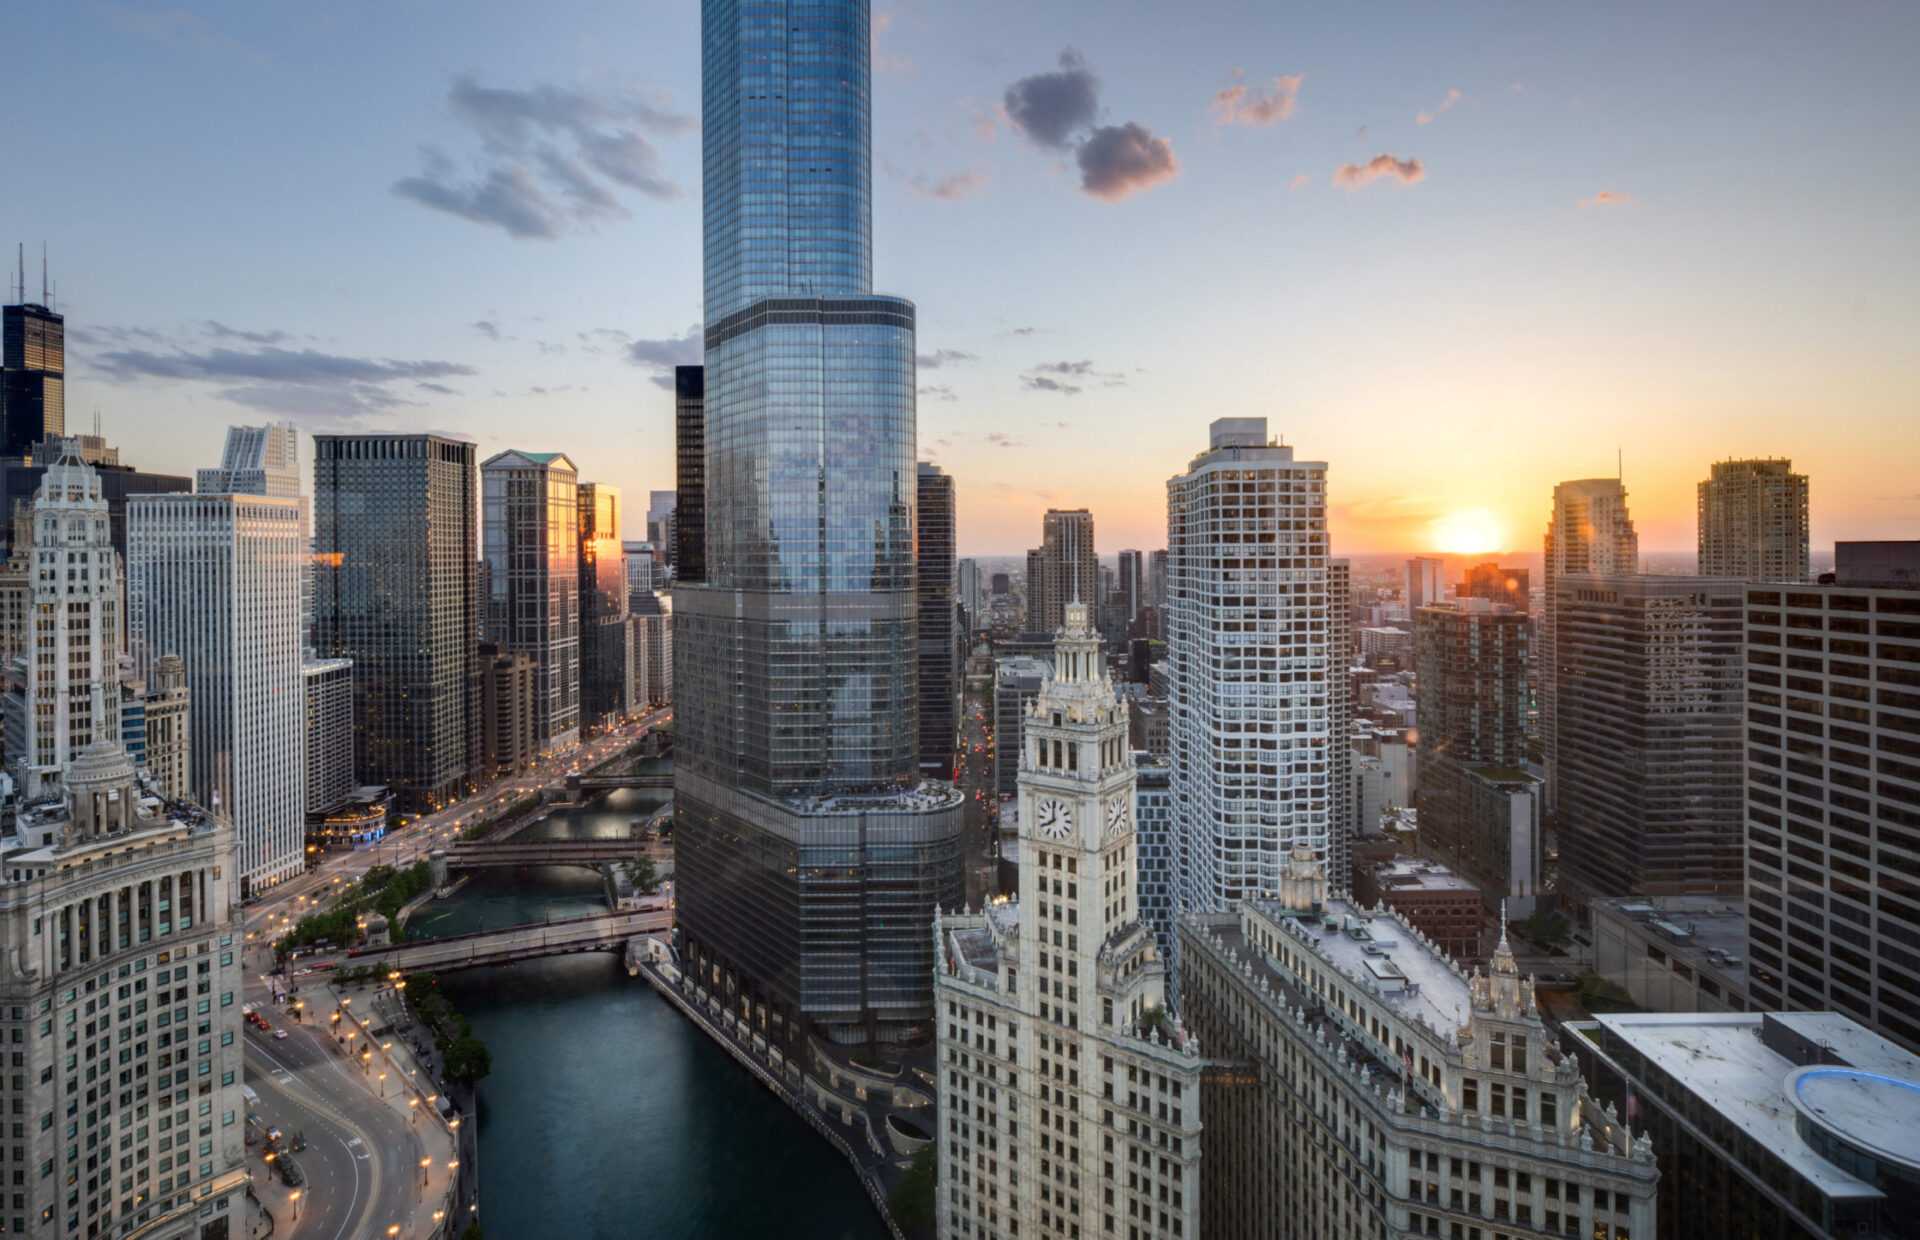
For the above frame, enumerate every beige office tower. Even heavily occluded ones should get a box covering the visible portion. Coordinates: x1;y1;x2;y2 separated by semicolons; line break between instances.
1026;508;1097;636
1697;457;1809;582
1540;479;1638;812
142;653;191;800
935;602;1203;1240
22;445;122;798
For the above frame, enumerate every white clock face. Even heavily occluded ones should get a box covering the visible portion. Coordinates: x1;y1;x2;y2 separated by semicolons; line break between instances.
1104;797;1129;838
1035;798;1073;840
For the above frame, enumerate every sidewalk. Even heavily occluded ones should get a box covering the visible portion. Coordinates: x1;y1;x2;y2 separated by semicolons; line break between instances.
327;980;469;1238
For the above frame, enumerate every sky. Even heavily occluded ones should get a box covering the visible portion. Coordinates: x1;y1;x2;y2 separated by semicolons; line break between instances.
12;0;1919;556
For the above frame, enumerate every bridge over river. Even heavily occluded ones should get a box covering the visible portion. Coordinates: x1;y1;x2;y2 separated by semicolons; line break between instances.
443;836;655;870
346;906;673;973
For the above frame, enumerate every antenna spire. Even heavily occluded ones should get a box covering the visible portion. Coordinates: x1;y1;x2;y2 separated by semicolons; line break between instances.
14;243;22;306
40;243;47;305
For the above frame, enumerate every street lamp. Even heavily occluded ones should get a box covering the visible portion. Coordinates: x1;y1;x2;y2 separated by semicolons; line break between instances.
289;1190;302;1220
421;1155;433;1187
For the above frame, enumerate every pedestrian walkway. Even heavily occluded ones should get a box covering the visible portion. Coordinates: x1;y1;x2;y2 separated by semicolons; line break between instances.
327;980;470;1238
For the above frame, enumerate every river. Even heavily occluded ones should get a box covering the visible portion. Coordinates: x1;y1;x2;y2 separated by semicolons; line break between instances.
407;770;889;1240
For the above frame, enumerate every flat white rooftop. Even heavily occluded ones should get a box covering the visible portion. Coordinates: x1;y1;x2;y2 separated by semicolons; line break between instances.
1278;898;1472;1042
1590;1011;1920;1199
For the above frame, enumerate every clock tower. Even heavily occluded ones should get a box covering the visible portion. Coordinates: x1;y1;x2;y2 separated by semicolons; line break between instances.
1015;599;1161;1031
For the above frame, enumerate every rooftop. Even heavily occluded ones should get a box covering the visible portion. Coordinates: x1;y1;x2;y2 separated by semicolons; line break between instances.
1584;1011;1920;1200
1373;859;1479;895
1256;897;1473;1044
1592;895;1748;975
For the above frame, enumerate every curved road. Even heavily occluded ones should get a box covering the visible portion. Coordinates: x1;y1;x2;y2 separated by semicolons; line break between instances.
244;1013;431;1238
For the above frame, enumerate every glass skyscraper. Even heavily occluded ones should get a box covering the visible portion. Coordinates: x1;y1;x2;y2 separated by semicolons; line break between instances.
677;0;962;1048
2;299;65;456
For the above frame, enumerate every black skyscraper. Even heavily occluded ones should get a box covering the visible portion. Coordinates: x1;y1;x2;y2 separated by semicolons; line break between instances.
3;299;65;456
674;365;705;583
917;462;958;777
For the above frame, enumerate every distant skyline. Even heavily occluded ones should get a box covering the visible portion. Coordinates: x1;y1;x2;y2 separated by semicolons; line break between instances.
12;0;1918;555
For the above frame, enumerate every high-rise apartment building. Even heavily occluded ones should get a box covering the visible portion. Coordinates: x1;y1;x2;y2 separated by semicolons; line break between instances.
1328;557;1354;892
674;365;705;582
1555;575;1745;904
629;591;673;707
1180;865;1660;1240
1117;548;1146;627
1414;599;1539;910
1167;418;1333;964
19;447;120;798
675;0;963;1048
1;294;64;456
623;540;658;600
936;602;1203;1240
302;654;353;816
0;742;249;1240
482;450;580;753
1698;457;1809;582
578;482;633;732
1542;478;1639;811
128;489;306;893
917;463;957;777
1026;508;1097;636
1742;543;1920;1053
141;653;190;801
956;557;984;634
474;640;537;780
313;434;478;812
1405;555;1444;612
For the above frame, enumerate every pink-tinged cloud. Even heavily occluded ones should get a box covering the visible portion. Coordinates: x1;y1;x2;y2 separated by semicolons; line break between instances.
1579;190;1633;208
910;170;988;201
1211;72;1303;126
1416;87;1462;125
1289;172;1312;191
1333;153;1425;189
1078;123;1179;201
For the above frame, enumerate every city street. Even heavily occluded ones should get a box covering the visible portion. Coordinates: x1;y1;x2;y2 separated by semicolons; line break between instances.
954;687;1001;908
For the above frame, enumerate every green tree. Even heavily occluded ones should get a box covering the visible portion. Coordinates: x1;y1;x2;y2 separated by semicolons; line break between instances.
630;856;659;895
889;1143;936;1235
444;1035;493;1086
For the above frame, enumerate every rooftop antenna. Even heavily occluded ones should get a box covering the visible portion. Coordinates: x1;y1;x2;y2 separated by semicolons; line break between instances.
40;243;47;306
14;243;22;305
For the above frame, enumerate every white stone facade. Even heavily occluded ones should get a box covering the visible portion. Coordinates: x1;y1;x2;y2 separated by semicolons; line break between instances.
936;603;1203;1240
127;493;307;893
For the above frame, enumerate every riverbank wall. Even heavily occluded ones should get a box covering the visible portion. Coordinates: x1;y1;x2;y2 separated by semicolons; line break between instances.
634;957;906;1240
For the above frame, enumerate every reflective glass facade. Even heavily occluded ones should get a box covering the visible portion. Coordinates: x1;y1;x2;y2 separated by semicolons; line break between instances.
481;451;580;753
2;302;65;456
678;0;960;1045
312;435;478;813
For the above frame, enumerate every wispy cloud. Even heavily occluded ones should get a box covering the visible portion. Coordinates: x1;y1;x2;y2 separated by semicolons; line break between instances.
393;76;694;239
1022;376;1082;396
1211;71;1303;126
203;321;290;345
919;384;958;403
471;320;503;341
1578;190;1633;208
907;169;988;200
985;431;1024;447
91;330;474;423
619;324;703;389
1333;153;1425;189
1416;87;1462;126
918;349;978;369
1078;123;1178;201
1289;172;1312;191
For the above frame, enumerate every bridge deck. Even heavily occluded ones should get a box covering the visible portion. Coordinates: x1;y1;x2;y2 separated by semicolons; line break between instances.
348;908;673;972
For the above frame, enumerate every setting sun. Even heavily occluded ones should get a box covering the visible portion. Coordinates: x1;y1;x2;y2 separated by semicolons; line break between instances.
1428;508;1506;555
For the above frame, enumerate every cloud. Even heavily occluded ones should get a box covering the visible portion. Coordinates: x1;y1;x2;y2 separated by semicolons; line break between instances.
1007;326;1040;337
1078;123;1178;201
1333;154;1425;189
1022;376;1082;396
919;384;958;403
622;324;702;388
1579;190;1633;208
416;382;459;395
918;349;978;370
203;321;290;345
1004;49;1100;149
1289;173;1312;191
1211;72;1302;126
1032;360;1094;376
985;431;1024;447
97;343;472;388
213;385;414;421
908;169;988;200
472;320;502;340
392;76;693;238
1416;87;1462;125
1005;50;1179;202
394;151;563;239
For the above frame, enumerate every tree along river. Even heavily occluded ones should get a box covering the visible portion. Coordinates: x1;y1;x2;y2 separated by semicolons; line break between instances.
405;770;888;1240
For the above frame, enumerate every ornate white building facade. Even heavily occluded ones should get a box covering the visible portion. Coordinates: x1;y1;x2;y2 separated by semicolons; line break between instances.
936;602;1204;1240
